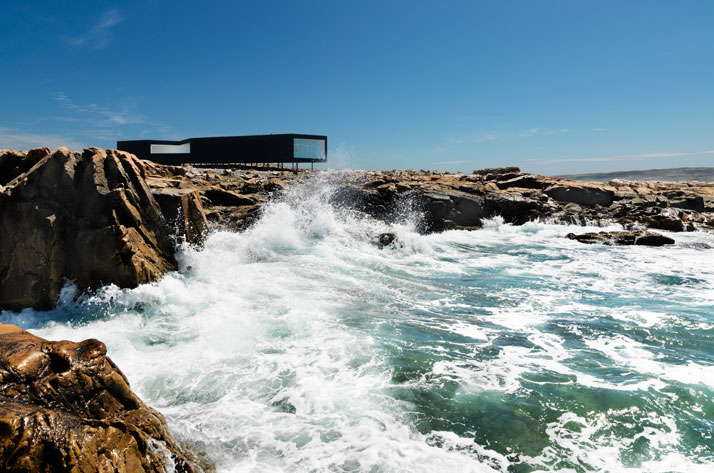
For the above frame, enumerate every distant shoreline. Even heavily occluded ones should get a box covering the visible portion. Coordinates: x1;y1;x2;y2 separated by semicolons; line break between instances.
558;166;714;182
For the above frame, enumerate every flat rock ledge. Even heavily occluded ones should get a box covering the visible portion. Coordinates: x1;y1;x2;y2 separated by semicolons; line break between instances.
0;323;207;473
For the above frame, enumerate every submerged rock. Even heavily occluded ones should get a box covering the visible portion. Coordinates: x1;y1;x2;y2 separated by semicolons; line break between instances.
0;323;205;473
566;231;675;246
0;148;178;310
377;232;398;248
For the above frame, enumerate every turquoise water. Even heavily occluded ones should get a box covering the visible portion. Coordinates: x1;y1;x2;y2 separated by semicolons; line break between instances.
4;176;714;472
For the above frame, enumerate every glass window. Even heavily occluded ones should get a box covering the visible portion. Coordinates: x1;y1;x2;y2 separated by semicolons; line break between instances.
293;138;325;160
150;143;190;154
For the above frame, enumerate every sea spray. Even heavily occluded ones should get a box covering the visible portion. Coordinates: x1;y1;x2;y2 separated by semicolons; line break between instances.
3;172;714;472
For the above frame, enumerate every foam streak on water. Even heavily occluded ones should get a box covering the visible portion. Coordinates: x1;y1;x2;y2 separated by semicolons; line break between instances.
4;174;714;472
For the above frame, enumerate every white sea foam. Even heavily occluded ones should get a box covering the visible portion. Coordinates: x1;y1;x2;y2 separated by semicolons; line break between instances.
11;173;714;472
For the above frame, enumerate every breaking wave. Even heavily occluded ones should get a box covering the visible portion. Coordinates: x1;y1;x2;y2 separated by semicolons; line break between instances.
5;173;714;472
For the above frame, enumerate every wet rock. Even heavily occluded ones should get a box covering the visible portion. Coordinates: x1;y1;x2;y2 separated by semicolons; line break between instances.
421;191;485;231
330;185;388;217
205;204;263;232
668;195;705;212
642;214;685;232
0;148;178;311
377;232;398;248
264;178;287;193
545;184;615;207
483;192;550;225
144;165;714;239
0;323;205;473
566;231;675;246
203;188;257;207
635;232;676;246
153;188;209;245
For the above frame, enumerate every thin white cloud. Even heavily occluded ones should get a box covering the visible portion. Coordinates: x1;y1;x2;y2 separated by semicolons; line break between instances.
473;133;498;143
55;92;144;126
592;127;608;132
447;132;498;145
52;92;173;145
0;127;85;151
537;149;714;165
66;9;123;51
450;127;571;146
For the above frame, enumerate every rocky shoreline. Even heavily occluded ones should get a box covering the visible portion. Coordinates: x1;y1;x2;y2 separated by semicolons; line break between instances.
146;162;714;233
3;147;713;311
1;146;713;471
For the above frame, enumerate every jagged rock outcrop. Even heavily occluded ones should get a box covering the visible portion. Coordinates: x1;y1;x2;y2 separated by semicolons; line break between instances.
0;323;204;473
0;148;178;310
544;183;615;207
0;148;53;185
153;188;209;246
566;231;675;246
420;191;486;231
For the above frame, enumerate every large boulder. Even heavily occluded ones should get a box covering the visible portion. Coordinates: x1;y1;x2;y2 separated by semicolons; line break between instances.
545;183;615;207
483;191;551;225
0;148;178;310
642;213;686;232
421;191;486;231
0;323;204;473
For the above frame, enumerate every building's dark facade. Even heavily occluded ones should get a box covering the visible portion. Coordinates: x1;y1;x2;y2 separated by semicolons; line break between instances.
117;134;327;167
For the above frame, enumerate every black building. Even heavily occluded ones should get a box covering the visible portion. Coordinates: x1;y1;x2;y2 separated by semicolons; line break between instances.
117;134;327;168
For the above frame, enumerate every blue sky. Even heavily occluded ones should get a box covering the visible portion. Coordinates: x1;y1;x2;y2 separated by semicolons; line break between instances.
1;1;713;174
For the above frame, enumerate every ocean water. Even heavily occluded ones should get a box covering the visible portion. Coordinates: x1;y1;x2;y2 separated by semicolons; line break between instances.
3;174;714;473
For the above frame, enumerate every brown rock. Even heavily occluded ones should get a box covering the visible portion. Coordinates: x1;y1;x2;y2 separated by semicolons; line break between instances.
495;175;548;190
642;214;685;232
153;188;209;246
566;231;675;246
0;148;178;311
147;165;714;237
472;166;521;176
203;188;257;207
0;323;205;473
0;147;52;186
